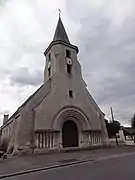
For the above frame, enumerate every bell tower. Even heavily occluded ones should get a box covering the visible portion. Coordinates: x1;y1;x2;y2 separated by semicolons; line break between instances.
43;16;83;84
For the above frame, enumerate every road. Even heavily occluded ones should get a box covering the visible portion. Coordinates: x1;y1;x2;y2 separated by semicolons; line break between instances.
2;151;135;180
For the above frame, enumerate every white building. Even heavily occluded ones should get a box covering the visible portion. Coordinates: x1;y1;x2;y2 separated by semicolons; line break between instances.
0;17;109;155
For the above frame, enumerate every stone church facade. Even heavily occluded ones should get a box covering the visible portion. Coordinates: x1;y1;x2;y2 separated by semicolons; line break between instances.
0;17;109;155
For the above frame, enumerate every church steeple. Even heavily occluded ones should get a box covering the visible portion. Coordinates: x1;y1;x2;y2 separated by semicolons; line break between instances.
53;16;70;44
44;16;78;56
43;15;80;83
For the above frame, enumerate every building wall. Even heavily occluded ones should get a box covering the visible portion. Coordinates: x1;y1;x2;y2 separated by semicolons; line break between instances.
8;115;21;153
0;118;14;151
34;43;109;149
0;41;109;155
11;81;51;155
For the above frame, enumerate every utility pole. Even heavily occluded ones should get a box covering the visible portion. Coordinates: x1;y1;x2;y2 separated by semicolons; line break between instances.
110;107;114;122
110;107;118;145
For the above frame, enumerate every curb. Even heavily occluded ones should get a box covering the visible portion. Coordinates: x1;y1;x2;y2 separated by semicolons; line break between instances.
0;159;95;179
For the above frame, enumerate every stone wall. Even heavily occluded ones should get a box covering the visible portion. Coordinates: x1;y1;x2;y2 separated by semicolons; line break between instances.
12;81;51;154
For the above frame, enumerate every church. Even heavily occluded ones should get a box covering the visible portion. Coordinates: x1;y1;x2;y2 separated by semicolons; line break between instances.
0;16;109;155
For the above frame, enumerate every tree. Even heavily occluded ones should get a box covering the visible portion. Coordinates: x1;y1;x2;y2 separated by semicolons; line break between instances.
131;114;135;128
110;120;121;134
105;119;121;138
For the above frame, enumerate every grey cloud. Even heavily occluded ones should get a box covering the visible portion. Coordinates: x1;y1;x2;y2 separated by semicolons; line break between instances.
0;68;11;79
1;0;135;126
65;0;135;125
10;67;43;86
0;0;9;7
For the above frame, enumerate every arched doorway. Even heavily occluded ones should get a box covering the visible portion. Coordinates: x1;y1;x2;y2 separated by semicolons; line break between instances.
62;120;78;148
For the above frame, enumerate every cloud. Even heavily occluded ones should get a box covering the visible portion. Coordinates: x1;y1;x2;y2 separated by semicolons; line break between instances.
65;0;135;125
10;67;42;86
1;0;135;127
0;0;57;125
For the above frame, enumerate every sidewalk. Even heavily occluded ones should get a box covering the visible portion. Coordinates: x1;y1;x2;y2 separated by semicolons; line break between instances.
0;146;135;176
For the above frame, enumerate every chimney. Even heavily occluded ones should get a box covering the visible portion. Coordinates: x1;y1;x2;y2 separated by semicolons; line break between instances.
3;114;9;125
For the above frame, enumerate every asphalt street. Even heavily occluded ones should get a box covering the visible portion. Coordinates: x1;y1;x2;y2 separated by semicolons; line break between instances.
2;151;135;180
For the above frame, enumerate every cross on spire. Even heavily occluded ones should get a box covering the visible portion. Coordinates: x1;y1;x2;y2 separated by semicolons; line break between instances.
53;12;70;44
58;9;61;17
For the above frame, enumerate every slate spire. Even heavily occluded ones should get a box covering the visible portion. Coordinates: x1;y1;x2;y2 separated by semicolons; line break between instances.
53;16;70;44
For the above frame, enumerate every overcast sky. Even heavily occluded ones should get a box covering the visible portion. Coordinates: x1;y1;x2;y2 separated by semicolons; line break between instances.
0;0;135;126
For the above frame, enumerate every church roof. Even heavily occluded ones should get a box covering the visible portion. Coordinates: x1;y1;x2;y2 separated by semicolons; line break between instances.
1;81;51;128
53;16;70;44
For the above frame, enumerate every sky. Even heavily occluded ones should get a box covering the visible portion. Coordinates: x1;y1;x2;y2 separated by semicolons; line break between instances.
0;0;135;126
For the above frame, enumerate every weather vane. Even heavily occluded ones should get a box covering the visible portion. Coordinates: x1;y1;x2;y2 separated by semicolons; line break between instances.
58;9;61;17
